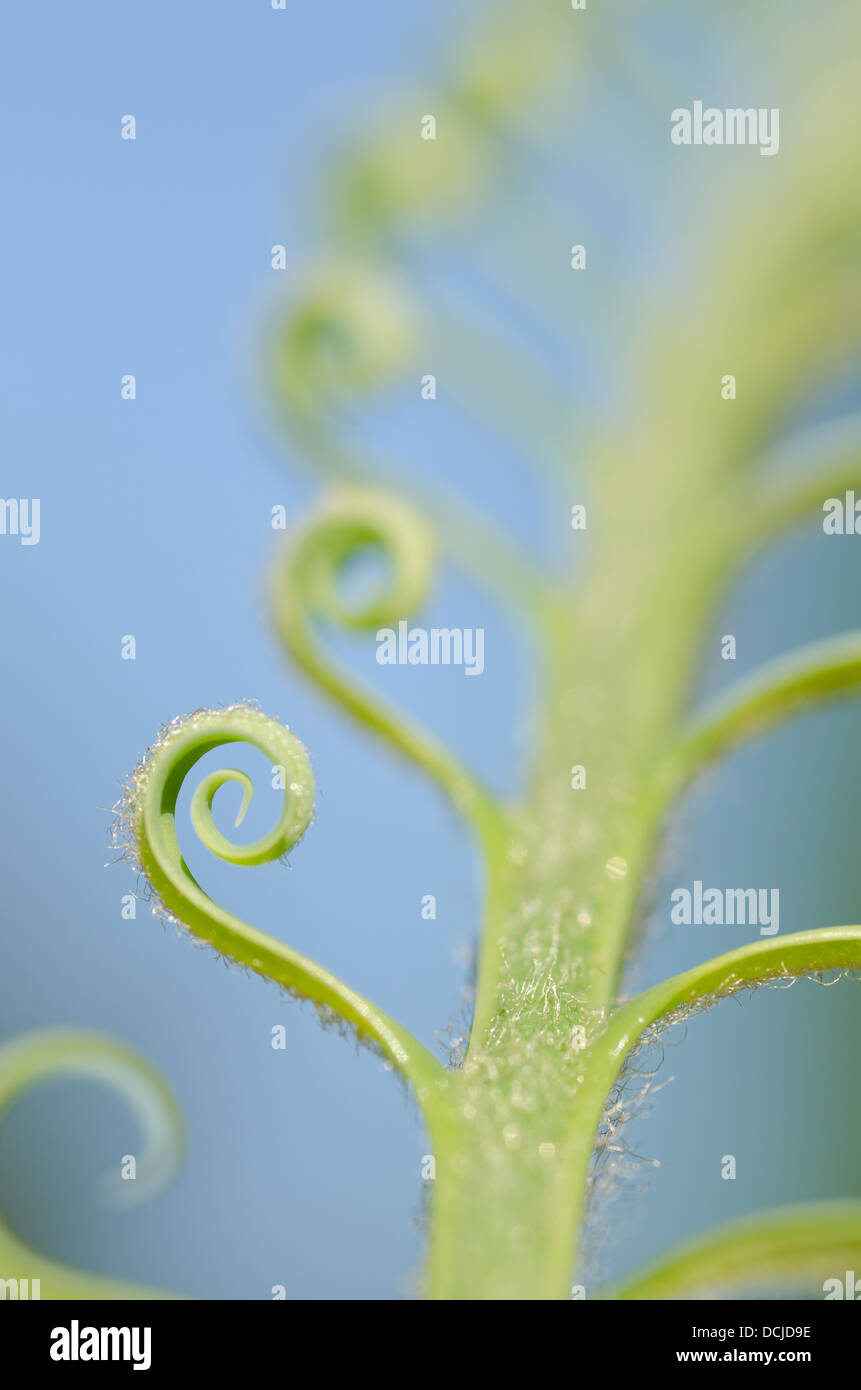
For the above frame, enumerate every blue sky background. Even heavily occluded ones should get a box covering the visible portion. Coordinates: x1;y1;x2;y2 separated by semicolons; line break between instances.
1;0;860;1299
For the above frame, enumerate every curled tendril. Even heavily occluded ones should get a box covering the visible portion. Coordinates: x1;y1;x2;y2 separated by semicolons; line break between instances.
115;702;443;1090
332;109;486;239
269;488;505;830
269;491;513;1047
271;262;416;419
265;261;551;610
0;1028;183;1299
282;485;435;630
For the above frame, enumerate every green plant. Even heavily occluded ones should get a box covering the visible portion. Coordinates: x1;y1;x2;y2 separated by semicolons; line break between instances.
5;0;861;1303
112;506;861;1300
119;2;861;1301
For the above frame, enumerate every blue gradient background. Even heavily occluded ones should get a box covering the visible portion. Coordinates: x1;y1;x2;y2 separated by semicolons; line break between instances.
1;0;860;1299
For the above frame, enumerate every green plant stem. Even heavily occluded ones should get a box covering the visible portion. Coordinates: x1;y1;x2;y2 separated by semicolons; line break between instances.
425;927;861;1299
417;459;732;1296
420;445;861;1298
